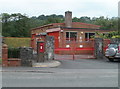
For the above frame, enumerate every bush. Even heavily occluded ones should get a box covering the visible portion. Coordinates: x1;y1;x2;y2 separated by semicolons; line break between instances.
8;47;20;58
112;35;120;38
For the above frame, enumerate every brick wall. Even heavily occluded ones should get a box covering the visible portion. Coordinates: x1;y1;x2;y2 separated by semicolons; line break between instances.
2;44;21;67
2;44;8;67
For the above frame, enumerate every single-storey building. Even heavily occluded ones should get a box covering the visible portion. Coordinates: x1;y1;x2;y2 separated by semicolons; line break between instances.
31;11;113;55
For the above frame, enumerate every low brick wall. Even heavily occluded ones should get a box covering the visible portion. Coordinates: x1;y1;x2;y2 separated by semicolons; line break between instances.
2;44;21;67
8;58;21;67
2;61;8;67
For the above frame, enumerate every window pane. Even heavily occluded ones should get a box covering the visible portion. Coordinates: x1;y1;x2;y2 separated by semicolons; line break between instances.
70;32;77;41
66;32;69;38
89;33;95;39
85;33;88;41
70;32;77;38
109;44;118;49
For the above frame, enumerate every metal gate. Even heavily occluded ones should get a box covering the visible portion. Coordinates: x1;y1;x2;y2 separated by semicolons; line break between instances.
54;38;95;60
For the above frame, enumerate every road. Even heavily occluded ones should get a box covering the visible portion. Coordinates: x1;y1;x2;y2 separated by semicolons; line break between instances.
2;58;119;87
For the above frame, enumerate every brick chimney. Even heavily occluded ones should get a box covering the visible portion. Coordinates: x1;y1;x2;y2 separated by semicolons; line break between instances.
65;11;72;28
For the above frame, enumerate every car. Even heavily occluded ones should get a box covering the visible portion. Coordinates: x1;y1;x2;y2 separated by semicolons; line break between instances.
105;43;120;61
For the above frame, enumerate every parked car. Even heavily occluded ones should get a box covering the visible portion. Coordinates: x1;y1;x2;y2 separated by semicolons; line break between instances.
105;43;120;61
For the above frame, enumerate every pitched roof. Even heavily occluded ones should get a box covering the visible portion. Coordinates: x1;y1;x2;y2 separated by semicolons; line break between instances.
72;22;101;27
31;22;101;30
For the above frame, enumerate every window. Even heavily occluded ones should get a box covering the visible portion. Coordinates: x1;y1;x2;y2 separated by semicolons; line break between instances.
85;33;95;41
108;44;118;49
66;32;77;41
66;32;69;39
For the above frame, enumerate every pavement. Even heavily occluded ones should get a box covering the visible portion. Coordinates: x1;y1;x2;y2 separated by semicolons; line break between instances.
32;60;61;68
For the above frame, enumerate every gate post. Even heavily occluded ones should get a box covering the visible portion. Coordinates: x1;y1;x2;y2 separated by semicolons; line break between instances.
2;44;8;67
94;38;104;59
45;36;54;60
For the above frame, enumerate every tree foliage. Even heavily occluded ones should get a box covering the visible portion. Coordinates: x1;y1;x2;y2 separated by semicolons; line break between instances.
2;13;64;37
1;13;118;37
95;31;120;39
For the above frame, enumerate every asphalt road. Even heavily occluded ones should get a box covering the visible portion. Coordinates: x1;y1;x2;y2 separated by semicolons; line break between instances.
2;58;119;87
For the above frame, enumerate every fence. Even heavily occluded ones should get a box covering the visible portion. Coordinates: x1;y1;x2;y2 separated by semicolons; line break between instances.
8;48;20;58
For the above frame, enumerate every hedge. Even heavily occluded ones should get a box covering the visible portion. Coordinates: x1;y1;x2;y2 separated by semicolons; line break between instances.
4;37;31;48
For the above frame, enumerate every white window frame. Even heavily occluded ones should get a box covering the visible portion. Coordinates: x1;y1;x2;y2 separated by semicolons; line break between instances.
66;31;78;41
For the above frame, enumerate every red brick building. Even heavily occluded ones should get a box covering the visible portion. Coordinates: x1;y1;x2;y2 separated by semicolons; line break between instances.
31;11;113;54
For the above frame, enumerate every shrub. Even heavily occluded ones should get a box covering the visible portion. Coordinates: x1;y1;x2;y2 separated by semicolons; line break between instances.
112;35;120;38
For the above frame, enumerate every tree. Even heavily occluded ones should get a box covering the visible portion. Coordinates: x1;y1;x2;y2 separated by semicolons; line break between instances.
1;13;118;37
2;13;31;37
72;17;80;22
80;16;91;23
95;31;120;39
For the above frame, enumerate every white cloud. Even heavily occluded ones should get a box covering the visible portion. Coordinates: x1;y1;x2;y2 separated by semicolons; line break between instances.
0;0;119;17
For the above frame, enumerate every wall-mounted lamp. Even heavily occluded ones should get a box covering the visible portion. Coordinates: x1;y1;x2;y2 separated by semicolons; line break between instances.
66;45;70;48
81;32;84;35
79;45;83;48
61;30;63;32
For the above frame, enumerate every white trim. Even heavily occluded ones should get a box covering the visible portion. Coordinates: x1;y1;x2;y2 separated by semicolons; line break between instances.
46;28;61;33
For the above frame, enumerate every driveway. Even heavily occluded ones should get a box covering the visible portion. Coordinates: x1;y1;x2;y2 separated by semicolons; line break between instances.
57;57;118;69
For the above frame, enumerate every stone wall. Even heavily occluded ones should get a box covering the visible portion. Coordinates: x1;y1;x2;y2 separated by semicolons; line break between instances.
20;47;33;66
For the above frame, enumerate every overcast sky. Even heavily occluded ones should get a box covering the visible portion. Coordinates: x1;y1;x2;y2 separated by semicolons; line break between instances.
0;0;119;18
